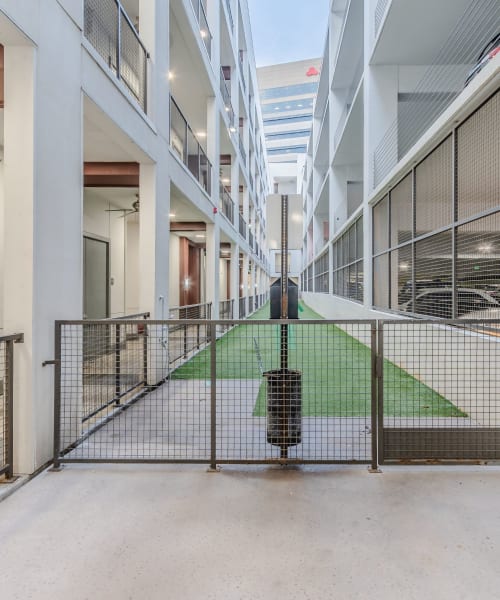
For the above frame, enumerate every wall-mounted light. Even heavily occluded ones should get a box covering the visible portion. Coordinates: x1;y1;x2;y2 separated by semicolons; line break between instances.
168;71;174;80
184;278;190;291
169;212;176;218
200;29;207;38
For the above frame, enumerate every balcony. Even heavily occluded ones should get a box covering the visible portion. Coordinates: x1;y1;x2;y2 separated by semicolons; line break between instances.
219;183;235;224
83;0;149;112
170;96;212;196
190;0;212;58
220;68;235;128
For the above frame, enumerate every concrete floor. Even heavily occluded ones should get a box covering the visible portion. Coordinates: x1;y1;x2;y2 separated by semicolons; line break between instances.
1;464;500;599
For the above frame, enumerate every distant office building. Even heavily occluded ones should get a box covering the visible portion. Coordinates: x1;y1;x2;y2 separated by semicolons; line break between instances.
257;58;321;192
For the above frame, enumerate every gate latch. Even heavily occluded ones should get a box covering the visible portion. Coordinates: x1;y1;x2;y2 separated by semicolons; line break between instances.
42;359;60;367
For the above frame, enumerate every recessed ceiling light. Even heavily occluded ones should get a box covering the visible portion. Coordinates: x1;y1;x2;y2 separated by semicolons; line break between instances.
200;29;207;38
195;233;205;238
168;71;174;80
169;212;176;218
196;131;206;137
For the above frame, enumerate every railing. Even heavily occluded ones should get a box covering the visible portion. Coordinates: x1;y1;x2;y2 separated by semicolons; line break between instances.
53;317;500;468
0;333;23;479
248;230;254;250
239;213;247;240
225;0;234;32
219;183;235;224
238;133;246;164
83;0;148;112
190;0;212;58
220;68;235;128
168;303;212;365
170;97;212;196
248;296;254;314
374;0;390;36
81;313;149;423
255;241;260;259
239;298;247;319
219;299;234;320
249;173;254;191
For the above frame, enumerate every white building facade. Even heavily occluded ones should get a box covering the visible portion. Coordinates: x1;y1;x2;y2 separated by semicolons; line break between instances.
0;0;269;475
301;0;500;320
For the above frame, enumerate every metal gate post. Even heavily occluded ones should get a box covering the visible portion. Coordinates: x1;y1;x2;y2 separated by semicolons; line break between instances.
5;339;14;480
52;322;63;470
210;322;217;470
370;322;380;472
377;321;384;467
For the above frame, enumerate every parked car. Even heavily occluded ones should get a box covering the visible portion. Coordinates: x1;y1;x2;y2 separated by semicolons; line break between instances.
398;279;451;304
401;287;500;319
464;32;500;86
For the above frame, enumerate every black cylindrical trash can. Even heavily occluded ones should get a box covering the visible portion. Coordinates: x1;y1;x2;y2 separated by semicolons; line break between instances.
264;369;302;447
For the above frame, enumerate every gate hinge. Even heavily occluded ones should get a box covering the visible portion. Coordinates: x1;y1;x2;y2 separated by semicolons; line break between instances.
42;359;60;367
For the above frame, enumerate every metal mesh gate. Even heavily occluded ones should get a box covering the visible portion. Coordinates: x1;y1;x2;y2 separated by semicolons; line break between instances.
379;319;500;462
53;319;376;466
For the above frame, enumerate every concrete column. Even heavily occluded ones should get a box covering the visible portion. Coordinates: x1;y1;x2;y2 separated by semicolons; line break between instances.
140;0;170;135
139;163;169;315
205;223;220;318
207;0;221;75
3;4;83;473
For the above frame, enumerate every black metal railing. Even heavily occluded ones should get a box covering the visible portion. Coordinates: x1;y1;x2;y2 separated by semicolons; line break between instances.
83;0;148;111
219;299;234;320
0;333;23;479
239;133;246;163
190;0;212;57
168;303;212;364
220;68;235;128
225;0;233;31
170;97;212;196
239;298;247;319
239;213;247;240
219;183;235;224
81;312;149;422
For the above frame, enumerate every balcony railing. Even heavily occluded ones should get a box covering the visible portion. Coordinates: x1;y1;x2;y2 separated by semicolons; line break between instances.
220;68;235;128
83;0;148;112
249;230;254;250
239;213;247;239
225;0;234;32
239;297;247;319
238;133;246;163
170;96;212;196
219;183;235;224
191;0;212;58
219;299;234;319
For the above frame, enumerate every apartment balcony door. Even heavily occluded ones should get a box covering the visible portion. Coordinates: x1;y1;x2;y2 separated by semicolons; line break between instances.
83;235;110;319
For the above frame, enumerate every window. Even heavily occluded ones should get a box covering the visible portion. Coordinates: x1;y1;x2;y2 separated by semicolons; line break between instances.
333;217;363;302
260;82;318;100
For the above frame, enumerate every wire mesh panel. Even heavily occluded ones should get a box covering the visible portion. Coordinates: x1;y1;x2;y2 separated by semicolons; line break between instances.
119;11;147;111
212;320;375;463
380;320;500;462
84;0;119;74
54;320;376;465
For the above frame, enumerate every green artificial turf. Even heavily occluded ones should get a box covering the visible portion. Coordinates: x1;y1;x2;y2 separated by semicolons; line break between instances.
172;301;466;418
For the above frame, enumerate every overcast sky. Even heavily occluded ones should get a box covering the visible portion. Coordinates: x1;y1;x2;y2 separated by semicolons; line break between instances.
247;0;331;67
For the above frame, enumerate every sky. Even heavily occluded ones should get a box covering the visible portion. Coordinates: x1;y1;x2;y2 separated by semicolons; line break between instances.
247;0;331;67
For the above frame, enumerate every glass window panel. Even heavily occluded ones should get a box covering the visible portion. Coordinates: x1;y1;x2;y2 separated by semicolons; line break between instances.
457;90;500;220
186;127;200;181
390;246;413;311
390;173;413;246
414;231;453;318
170;99;186;160
373;195;389;254
373;253;389;308
356;218;363;260
415;136;452;236
456;212;500;315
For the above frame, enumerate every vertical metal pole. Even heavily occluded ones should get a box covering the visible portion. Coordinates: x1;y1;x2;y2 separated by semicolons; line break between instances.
142;317;148;387
5;340;14;479
52;322;63;470
116;1;121;80
370;322;378;472
143;48;148;113
210;322;217;470
280;194;289;459
115;324;121;404
377;321;385;466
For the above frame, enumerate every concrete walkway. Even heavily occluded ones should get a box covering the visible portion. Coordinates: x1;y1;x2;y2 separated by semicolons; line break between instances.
1;463;500;599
